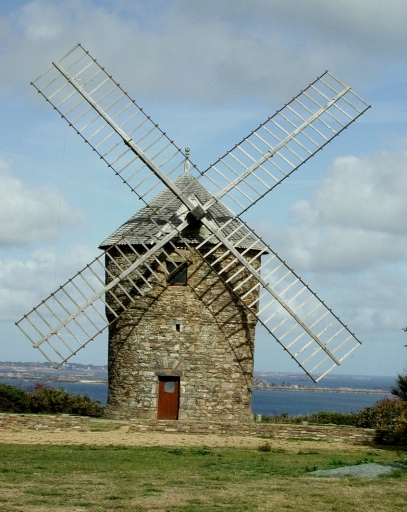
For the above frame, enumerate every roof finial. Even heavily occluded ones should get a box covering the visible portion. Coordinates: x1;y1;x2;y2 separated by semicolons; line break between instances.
184;147;190;174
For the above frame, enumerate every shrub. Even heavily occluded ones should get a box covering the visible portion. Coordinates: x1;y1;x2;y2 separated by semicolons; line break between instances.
354;397;407;429
0;382;104;417
355;397;407;445
305;411;357;426
27;383;104;417
392;412;407;444
27;383;69;414
261;411;358;426
0;383;28;413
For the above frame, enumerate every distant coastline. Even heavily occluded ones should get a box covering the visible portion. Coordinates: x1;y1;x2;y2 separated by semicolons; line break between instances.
0;361;108;386
0;362;391;395
253;377;388;394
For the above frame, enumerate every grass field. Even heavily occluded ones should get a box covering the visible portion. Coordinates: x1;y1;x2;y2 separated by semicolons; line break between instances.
0;441;407;511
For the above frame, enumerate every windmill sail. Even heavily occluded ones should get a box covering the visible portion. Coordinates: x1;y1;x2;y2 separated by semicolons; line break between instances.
99;173;361;382
31;44;194;205
15;173;256;367
192;217;361;382
198;71;370;216
16;210;191;367
21;44;370;380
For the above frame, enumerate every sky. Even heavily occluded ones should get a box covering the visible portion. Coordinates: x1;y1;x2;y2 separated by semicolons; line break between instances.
1;0;407;377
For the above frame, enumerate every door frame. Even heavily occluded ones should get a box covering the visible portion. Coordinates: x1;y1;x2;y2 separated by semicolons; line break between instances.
156;374;181;420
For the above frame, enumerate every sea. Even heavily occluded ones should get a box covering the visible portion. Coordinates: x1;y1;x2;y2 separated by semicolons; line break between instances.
1;373;395;416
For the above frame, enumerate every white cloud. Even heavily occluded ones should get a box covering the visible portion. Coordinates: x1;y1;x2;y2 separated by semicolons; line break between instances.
260;151;407;272
311;269;407;334
254;264;407;374
292;153;407;234
0;0;406;105
17;0;63;40
252;147;407;357
203;0;407;58
0;245;97;321
0;160;84;247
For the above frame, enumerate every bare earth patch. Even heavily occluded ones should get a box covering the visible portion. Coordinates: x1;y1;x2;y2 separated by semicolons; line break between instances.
0;425;363;453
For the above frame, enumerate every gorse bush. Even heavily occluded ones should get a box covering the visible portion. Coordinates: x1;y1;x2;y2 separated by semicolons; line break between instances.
354;397;407;445
0;382;104;417
353;398;407;429
262;398;407;445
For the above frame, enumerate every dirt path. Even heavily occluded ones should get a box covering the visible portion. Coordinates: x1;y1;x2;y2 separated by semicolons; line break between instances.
0;426;365;454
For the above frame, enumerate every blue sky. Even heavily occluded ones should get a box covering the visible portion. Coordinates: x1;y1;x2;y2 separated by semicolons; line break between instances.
1;0;407;377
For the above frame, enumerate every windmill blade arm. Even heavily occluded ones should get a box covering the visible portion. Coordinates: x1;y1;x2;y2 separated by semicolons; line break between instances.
16;219;190;367
200;217;340;365
52;59;200;217
31;44;194;205
198;71;370;216
196;217;361;382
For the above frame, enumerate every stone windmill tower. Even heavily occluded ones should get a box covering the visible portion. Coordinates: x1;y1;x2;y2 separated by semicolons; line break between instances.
17;45;370;421
99;170;264;420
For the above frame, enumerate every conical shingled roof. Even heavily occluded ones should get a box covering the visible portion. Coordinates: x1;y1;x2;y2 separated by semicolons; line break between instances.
99;173;264;251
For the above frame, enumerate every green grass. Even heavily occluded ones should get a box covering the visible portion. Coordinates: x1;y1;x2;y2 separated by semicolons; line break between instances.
0;443;406;511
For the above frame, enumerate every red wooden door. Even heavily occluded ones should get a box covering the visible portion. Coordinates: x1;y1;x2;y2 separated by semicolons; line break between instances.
157;377;180;420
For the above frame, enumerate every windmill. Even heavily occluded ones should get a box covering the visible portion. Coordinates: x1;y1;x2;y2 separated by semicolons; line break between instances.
16;44;370;421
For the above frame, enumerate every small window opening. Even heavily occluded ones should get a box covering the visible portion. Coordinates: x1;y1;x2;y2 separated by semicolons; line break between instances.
164;381;175;393
175;323;181;332
166;261;187;285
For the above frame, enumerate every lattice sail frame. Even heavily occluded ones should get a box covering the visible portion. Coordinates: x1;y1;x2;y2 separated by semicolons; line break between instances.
198;71;368;216
16;208;191;366
195;220;360;381
17;43;370;381
30;44;200;207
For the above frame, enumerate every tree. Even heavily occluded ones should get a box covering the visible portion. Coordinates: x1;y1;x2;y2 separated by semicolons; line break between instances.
390;372;407;401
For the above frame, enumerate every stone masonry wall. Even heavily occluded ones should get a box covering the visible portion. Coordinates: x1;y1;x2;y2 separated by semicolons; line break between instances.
104;243;261;421
0;414;375;444
0;413;89;431
128;419;376;444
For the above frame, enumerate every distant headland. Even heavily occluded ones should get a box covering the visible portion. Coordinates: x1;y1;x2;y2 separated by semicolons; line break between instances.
0;362;390;394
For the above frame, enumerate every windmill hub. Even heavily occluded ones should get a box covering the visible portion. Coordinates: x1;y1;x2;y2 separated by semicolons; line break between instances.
189;204;206;221
17;45;370;422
